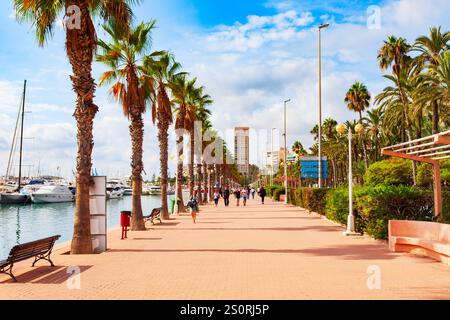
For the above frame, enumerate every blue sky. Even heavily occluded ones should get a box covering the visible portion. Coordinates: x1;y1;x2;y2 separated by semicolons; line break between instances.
0;0;449;179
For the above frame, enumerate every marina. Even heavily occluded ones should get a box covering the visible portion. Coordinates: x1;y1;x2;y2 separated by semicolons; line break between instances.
0;192;188;259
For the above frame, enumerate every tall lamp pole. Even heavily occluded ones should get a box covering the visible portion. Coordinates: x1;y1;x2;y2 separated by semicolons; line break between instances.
283;99;290;204
337;123;363;236
318;23;329;188
270;128;276;186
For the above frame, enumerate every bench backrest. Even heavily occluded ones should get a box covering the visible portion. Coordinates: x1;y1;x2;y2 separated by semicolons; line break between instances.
389;220;449;242
151;208;161;217
7;235;61;263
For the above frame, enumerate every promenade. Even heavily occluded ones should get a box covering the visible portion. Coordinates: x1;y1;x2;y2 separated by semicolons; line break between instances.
0;197;449;299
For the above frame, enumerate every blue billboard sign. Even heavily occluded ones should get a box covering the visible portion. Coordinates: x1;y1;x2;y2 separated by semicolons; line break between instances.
300;156;328;179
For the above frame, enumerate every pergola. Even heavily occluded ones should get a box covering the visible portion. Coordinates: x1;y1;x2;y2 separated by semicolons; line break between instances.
381;129;450;219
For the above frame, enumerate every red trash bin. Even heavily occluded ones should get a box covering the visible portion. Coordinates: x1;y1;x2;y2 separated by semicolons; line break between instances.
120;211;131;239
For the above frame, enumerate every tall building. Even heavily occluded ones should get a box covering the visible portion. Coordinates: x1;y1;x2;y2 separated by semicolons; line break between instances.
234;127;250;174
266;151;279;173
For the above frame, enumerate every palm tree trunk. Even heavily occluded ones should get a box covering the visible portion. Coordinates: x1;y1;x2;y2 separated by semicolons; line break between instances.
203;161;208;203
359;112;369;170
67;1;96;254
396;78;417;185
129;112;145;231
175;107;187;212
158;114;170;219
189;127;195;197
432;100;439;134
197;163;202;205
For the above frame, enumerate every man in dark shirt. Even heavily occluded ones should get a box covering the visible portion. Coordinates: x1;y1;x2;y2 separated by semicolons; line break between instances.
223;186;230;207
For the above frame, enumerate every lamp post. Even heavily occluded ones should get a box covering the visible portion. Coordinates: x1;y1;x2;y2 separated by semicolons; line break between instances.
318;23;329;188
270;127;276;186
283;99;290;204
336;123;363;236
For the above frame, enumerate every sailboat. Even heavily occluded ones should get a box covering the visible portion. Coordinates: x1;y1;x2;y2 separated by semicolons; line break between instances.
0;80;31;204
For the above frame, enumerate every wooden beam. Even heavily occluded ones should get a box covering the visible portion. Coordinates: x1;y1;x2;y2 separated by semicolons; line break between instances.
381;149;437;165
435;135;450;145
433;162;442;220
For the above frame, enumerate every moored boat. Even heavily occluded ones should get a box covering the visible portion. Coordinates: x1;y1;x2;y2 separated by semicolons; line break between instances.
31;185;75;203
0;192;30;204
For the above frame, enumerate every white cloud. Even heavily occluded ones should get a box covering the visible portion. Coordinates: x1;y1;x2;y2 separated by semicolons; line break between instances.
205;10;314;52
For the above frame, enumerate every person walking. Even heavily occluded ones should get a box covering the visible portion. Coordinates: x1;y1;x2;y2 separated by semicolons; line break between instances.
187;195;199;223
259;186;266;204
213;189;220;207
242;188;248;206
251;187;256;199
223;186;230;207
234;188;241;206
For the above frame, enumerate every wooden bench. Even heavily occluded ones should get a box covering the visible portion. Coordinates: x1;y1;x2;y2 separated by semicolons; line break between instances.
144;208;162;225
0;235;61;282
389;220;450;265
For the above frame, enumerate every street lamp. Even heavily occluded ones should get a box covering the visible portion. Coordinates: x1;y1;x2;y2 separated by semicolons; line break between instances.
270;127;276;186
318;22;330;188
283;99;290;204
336;122;363;236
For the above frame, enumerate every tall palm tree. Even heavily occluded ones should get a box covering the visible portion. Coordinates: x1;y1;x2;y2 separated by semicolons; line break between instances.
345;81;370;169
13;0;136;253
378;35;417;184
190;92;212;203
143;51;183;219
97;21;155;231
292;141;307;156
414;26;450;133
344;82;371;121
201;120;213;203
424;51;450;114
363;107;384;162
171;74;196;208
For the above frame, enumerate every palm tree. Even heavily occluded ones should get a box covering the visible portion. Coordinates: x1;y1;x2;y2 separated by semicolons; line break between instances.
171;74;196;208
143;51;183;219
424;51;450;116
414;26;450;133
191;93;212;204
363;107;384;162
13;0;135;253
97;21;155;231
345;82;371;120
378;35;417;184
345;81;370;169
201;121;214;203
292;141;307;156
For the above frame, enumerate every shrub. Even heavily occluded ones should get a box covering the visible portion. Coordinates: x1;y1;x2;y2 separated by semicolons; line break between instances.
273;186;285;201
294;188;304;207
291;187;329;214
325;188;350;226
265;185;279;197
364;158;412;186
354;185;434;239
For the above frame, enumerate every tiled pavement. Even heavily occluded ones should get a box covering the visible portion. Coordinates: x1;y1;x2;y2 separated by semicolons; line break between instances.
0;198;449;299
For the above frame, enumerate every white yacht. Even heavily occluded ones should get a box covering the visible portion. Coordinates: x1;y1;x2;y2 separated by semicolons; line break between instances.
148;185;161;195
106;187;124;199
31;185;75;203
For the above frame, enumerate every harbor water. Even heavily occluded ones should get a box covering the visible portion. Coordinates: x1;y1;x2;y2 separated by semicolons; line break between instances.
0;194;188;259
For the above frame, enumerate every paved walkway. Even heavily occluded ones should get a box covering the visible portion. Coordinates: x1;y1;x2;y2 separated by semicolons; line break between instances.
1;198;449;299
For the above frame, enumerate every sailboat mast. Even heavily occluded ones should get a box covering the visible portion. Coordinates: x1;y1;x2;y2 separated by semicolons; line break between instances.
17;80;26;192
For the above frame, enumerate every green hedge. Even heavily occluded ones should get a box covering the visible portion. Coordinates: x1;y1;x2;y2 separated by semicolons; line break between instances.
273;187;285;201
290;185;449;240
290;187;329;215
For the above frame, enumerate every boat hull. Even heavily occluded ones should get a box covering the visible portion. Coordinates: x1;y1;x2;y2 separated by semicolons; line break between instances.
31;194;74;203
0;193;30;204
